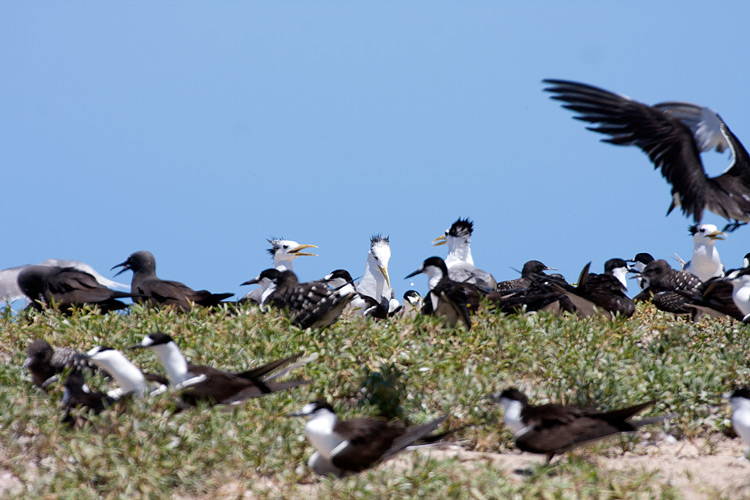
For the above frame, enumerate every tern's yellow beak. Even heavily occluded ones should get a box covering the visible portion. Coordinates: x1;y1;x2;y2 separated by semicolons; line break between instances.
707;230;727;241
432;235;447;246
289;244;318;257
379;265;392;290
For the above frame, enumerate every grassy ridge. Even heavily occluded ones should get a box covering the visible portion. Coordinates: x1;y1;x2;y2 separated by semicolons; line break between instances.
1;303;748;499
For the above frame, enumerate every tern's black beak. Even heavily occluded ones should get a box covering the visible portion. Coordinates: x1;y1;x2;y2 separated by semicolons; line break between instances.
111;259;131;277
126;344;144;351
404;268;423;279
240;277;260;286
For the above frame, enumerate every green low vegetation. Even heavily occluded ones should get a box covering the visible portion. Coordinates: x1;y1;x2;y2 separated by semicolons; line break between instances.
1;302;749;499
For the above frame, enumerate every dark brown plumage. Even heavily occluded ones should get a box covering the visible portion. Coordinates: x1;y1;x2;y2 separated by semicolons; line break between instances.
549;259;635;318
61;370;116;426
293;400;450;476
639;259;703;314
17;265;137;314
243;269;354;329
112;251;232;311
405;256;483;329
544;79;750;229
24;339;99;388
129;332;308;407
495;388;670;463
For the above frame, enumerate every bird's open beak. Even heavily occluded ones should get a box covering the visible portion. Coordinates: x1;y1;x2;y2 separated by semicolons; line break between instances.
432;235;447;247
289;244;318;257
111;260;130;277
379;265;392;290
22;357;32;369
708;230;727;241
404;268;423;279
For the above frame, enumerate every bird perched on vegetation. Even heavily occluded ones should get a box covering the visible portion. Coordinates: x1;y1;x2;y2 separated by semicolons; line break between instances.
628;253;655;292
1;259;128;305
544;79;750;230
128;331;308;406
405;256;483;329
241;239;318;303
86;346;153;398
492;261;573;314
496;260;558;292
16;265;138;314
350;235;399;317
637;259;703;315
433;218;497;292
678;224;726;282
549;259;635;318
322;269;391;319
243;269;354;329
24;339;100;389
726;268;750;322
289;400;449;476
112;251;233;311
399;290;423;319
493;388;671;463
60;370;116;426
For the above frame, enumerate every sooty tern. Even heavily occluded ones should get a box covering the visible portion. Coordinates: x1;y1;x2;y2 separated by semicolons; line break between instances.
289;400;449;476
405;256;484;329
128;331;309;406
549;259;635;318
494;388;671;463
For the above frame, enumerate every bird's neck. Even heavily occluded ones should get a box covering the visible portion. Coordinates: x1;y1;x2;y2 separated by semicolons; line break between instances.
611;267;628;289
732;278;750;316
359;261;391;301
305;411;342;459
446;238;473;265
154;343;190;385
274;260;294;272
104;358;148;396
500;399;525;435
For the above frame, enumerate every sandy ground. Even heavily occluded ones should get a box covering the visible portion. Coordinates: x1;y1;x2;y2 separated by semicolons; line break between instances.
241;436;750;500
3;437;750;499
427;437;750;500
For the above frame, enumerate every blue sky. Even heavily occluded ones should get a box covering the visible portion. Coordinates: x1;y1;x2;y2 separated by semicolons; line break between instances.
2;2;749;301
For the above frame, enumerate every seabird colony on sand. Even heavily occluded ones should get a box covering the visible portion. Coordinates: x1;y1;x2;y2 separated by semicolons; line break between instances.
8;78;750;476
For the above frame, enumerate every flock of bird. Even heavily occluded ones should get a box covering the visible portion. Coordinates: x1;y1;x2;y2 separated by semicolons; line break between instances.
8;78;750;476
